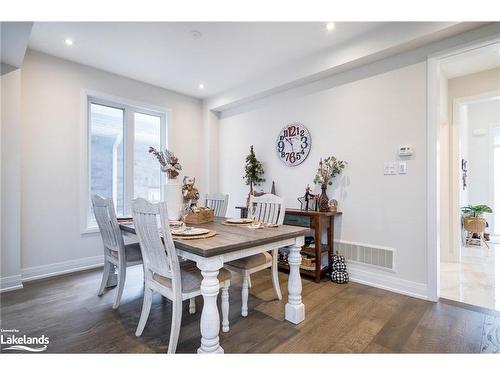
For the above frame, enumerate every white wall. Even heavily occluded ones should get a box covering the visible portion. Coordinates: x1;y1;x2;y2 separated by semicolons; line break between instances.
0;68;23;290
219;62;428;292
19;50;203;279
467;98;500;229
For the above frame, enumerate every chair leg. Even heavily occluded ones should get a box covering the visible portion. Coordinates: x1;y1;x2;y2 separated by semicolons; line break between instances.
189;297;196;314
135;287;153;336
113;259;127;309
271;250;282;300
221;282;230;332
241;271;249;317
167;297;183;354
98;259;111;296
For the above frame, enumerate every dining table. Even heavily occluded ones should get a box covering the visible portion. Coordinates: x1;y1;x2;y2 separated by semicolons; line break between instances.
119;217;308;354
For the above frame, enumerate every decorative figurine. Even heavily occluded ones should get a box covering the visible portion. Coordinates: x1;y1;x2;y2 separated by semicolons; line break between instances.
182;176;200;213
304;184;315;211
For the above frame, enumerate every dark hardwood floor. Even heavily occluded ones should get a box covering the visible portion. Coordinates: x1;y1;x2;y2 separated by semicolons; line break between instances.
1;266;499;353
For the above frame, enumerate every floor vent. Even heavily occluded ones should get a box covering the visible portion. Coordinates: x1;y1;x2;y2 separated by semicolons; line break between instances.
335;240;395;272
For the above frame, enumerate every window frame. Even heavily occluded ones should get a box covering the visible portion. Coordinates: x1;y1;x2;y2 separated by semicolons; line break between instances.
80;89;169;234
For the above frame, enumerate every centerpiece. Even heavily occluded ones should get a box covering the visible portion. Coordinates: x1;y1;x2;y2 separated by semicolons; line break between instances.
313;156;347;212
149;147;183;220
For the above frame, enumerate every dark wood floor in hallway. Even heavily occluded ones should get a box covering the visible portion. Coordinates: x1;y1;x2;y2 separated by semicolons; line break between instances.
1;266;499;353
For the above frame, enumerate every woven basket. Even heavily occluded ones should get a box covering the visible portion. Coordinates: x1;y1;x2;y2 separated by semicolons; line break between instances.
463;217;486;234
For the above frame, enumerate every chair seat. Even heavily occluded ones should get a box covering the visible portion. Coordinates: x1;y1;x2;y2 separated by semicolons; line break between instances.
153;261;231;293
110;242;143;262
226;252;272;270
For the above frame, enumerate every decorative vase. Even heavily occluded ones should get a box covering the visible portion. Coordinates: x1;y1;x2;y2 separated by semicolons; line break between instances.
164;178;183;221
319;183;330;212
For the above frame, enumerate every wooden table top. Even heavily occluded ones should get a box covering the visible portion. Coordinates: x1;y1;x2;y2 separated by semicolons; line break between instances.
120;218;308;258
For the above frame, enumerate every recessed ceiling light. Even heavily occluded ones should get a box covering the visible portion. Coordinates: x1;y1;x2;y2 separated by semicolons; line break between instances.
326;22;335;31
64;38;73;46
199;83;205;89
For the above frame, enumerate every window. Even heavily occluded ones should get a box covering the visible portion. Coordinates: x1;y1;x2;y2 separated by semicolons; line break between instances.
85;95;167;230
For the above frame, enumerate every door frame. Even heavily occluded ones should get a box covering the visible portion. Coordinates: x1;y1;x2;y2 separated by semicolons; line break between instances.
426;36;500;301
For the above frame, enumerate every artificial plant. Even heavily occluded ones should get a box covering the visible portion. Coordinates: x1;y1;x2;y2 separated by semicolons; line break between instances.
243;145;265;194
461;205;493;217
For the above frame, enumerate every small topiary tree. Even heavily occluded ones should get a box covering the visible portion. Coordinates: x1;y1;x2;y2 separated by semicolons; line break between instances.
243;145;265;195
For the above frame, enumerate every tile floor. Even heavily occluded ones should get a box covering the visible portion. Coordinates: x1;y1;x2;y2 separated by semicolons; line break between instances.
441;241;500;310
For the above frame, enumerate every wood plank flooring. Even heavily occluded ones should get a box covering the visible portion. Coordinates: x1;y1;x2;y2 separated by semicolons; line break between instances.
1;266;499;353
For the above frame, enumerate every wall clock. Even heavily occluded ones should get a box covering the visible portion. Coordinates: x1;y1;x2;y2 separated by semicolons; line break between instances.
276;123;311;167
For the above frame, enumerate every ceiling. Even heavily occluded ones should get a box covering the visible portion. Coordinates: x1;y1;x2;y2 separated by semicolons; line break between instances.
28;22;385;98
1;22;33;70
441;42;500;79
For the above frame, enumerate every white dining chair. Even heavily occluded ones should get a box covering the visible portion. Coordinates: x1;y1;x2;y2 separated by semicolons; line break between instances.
132;198;231;354
225;193;285;317
92;194;143;309
205;193;229;217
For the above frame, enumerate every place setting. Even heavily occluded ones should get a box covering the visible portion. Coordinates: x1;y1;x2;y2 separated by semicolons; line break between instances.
169;220;217;240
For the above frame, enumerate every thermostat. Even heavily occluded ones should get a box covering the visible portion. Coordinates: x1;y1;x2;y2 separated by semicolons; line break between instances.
398;145;413;157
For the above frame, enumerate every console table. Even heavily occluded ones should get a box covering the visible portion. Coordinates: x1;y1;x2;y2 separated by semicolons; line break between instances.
235;206;342;282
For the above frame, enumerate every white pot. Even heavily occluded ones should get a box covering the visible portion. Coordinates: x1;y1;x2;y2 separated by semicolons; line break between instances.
164;178;183;220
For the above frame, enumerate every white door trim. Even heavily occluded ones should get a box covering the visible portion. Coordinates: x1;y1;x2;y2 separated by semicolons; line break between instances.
426;36;500;302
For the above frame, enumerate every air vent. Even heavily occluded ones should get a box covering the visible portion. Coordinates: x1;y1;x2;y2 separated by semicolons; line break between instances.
336;240;395;272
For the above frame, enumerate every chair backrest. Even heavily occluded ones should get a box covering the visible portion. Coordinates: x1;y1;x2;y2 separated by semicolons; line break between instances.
205;193;229;217
248;193;285;225
132;198;180;286
91;194;125;253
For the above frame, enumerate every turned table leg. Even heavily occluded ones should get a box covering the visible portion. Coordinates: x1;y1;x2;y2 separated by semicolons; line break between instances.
285;239;305;324
197;258;224;354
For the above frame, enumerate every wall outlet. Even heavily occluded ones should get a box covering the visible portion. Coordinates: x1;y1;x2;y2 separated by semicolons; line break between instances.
398;161;407;174
384;162;397;175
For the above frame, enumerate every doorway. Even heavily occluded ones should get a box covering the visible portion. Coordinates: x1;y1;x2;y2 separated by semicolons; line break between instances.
436;42;500;310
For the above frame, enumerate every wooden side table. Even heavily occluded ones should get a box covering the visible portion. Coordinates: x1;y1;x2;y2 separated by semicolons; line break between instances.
235;206;342;283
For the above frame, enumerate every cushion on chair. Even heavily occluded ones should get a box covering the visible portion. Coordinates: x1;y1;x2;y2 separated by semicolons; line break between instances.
226;252;272;270
153;261;231;293
109;242;143;262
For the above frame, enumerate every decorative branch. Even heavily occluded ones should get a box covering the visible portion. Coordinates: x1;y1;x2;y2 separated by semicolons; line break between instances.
149;147;182;179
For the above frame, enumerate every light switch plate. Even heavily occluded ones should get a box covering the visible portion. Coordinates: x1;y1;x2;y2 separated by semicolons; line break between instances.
384;162;397;175
398;161;407;174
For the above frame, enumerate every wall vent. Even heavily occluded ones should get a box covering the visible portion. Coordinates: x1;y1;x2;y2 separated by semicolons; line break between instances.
335;240;395;272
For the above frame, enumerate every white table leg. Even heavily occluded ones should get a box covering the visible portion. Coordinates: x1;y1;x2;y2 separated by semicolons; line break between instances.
197;258;224;354
285;239;305;324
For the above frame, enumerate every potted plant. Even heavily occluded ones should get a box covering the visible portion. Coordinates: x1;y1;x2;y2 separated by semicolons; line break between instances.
243;145;265;206
461;204;493;246
313;156;347;212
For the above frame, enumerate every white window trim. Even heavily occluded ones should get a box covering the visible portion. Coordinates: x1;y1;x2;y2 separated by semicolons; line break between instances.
80;89;171;235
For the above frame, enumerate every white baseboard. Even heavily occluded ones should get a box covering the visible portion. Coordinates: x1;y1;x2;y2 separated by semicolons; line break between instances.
21;255;104;283
347;263;429;300
0;274;23;292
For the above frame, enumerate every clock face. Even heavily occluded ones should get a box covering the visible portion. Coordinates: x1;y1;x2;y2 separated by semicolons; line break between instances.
276;123;311;167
